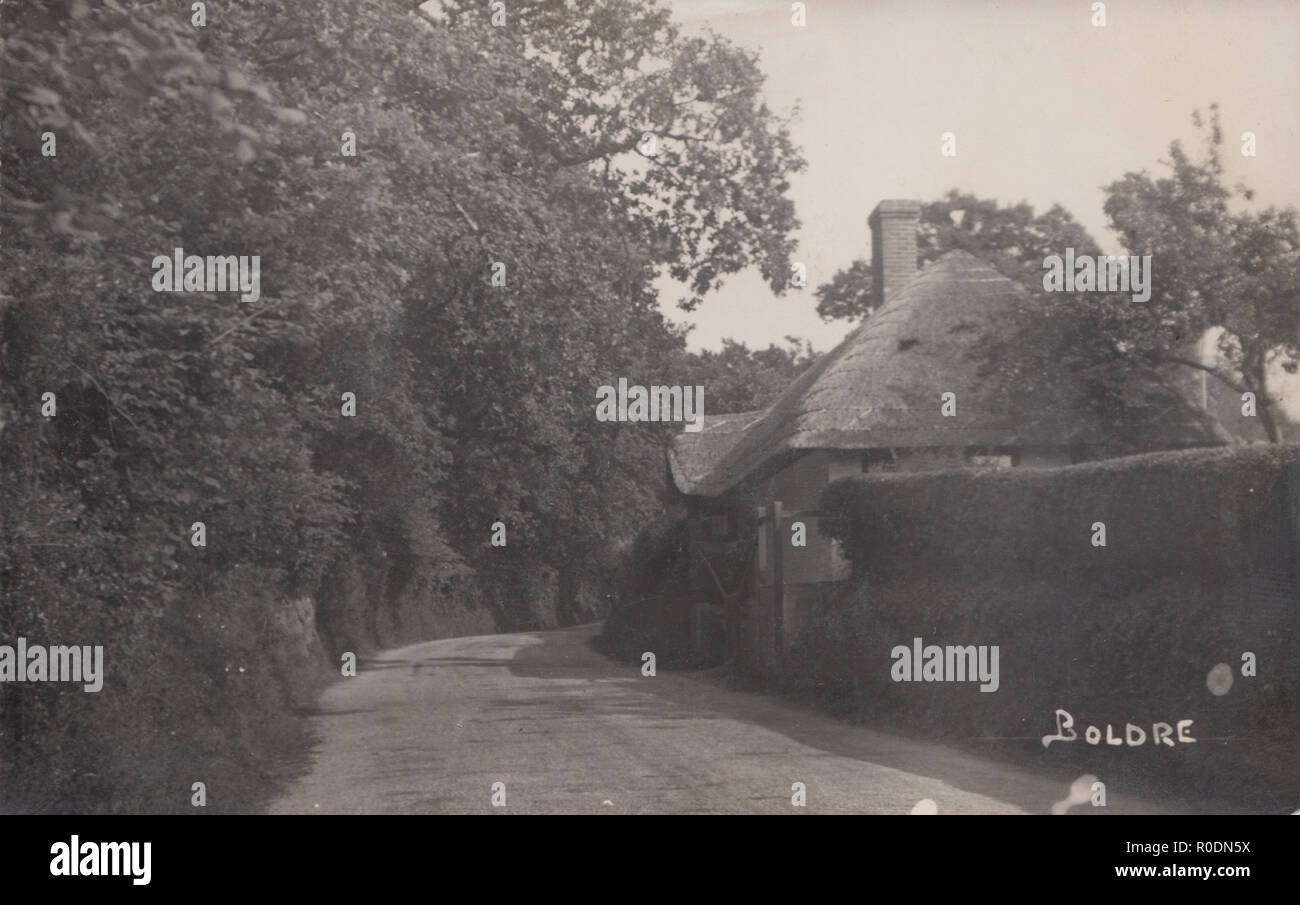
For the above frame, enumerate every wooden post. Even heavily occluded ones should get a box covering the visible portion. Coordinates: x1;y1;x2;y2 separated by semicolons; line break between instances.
1286;463;1300;584
772;500;784;657
691;598;704;661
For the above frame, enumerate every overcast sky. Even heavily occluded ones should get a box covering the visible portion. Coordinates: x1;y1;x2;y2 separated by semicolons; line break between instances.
657;0;1300;387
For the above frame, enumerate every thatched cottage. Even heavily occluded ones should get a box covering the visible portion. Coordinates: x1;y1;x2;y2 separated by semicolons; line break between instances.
668;200;1230;668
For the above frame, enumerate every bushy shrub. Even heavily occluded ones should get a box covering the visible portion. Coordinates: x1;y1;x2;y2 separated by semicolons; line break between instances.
812;445;1300;807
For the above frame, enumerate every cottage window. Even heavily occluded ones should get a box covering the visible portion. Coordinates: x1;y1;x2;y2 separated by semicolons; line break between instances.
966;446;1013;469
863;448;898;472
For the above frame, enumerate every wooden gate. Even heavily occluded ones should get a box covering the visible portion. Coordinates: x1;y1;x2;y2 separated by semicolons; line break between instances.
756;501;826;655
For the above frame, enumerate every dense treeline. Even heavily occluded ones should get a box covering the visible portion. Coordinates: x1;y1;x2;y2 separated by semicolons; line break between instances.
0;0;803;811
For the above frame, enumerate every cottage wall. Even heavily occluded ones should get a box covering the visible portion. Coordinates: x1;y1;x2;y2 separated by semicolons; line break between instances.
734;451;859;673
733;444;1085;673
755;450;857;585
1018;445;1074;467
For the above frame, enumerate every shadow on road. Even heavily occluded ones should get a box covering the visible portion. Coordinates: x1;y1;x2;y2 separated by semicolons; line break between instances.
501;623;1203;814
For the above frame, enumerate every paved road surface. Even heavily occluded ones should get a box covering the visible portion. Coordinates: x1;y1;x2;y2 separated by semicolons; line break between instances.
269;624;1186;814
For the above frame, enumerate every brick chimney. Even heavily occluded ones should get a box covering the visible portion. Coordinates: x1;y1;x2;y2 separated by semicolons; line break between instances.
868;200;922;307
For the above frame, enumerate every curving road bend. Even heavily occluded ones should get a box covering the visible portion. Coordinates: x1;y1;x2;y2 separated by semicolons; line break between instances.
268;624;1187;815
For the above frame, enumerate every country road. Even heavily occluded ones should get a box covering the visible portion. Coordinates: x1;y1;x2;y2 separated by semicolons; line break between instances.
268;624;1190;815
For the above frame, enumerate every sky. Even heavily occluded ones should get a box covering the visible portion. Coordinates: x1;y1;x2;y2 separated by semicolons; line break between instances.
655;0;1300;398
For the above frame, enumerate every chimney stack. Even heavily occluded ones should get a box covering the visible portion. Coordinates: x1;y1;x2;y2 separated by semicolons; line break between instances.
868;200;922;308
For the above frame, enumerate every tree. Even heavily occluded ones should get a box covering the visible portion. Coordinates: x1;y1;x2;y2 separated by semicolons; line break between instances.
1101;105;1300;442
1;0;807;807
430;0;807;310
810;258;873;323
678;337;819;414
954;108;1298;448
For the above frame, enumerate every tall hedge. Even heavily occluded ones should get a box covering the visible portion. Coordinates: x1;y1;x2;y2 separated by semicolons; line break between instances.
810;445;1300;810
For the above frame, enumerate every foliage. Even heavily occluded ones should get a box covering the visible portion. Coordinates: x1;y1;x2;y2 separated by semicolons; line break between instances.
677;337;819;414
814;190;1100;322
814;445;1300;809
0;0;802;809
433;0;807;310
814;110;1300;444
1100;105;1300;442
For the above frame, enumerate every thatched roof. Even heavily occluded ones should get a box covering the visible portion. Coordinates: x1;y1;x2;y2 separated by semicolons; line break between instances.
670;249;1230;497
